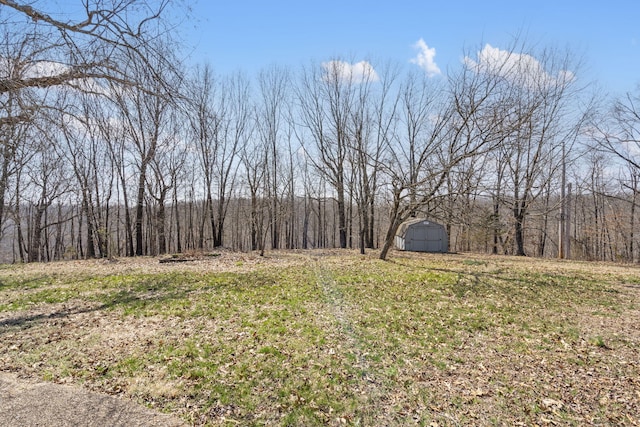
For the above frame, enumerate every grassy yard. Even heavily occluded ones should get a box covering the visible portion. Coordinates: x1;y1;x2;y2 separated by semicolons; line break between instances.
0;250;638;426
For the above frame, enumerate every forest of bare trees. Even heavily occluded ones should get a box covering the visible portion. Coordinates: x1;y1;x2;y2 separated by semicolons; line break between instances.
1;1;638;263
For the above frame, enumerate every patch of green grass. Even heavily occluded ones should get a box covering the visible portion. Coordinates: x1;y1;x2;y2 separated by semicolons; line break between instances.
462;259;488;266
114;356;145;376
0;278;84;311
590;335;609;348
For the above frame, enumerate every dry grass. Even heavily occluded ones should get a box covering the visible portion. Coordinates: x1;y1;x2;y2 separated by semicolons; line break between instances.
0;250;638;426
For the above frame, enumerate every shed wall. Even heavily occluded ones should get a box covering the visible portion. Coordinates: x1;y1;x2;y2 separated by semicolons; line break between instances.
396;220;448;253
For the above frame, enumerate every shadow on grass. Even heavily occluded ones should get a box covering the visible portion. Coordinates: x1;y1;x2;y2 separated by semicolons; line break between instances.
0;284;190;333
0;270;270;334
386;257;518;283
0;275;53;291
385;256;607;297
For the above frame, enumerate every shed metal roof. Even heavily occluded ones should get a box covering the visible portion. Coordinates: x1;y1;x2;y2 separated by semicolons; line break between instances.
395;218;442;237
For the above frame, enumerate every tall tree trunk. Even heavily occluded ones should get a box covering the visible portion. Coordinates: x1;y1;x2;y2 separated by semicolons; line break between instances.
214;195;225;247
157;193;167;255
379;192;403;260
174;189;182;254
514;200;527;256
271;193;279;250
250;193;258;251
0;158;10;237
631;189;637;262
83;193;96;259
302;195;309;250
537;186;551;257
206;193;217;248
134;162;148;256
367;197;375;248
29;205;45;262
379;218;402;260
337;177;347;248
14;172;26;262
117;170;135;257
538;212;548;257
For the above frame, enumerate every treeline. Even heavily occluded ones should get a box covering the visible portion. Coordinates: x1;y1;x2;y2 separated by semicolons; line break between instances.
1;1;638;262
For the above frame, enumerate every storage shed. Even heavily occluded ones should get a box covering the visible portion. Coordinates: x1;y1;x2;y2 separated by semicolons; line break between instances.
395;218;448;253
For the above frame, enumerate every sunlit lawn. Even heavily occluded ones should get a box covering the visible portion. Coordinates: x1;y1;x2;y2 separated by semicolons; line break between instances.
0;251;638;426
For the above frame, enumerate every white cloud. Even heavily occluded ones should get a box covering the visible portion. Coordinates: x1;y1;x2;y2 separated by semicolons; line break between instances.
0;57;111;96
0;57;69;81
463;44;574;88
321;60;379;84
410;38;441;77
22;60;69;79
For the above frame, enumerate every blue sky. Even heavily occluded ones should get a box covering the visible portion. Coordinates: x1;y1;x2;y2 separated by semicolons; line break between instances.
184;0;640;96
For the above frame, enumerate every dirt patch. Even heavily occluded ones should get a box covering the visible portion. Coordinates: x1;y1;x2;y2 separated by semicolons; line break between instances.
0;371;185;427
0;250;308;277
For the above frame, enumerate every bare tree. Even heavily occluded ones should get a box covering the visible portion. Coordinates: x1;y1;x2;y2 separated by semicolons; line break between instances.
1;0;184;259
107;41;181;256
347;62;399;253
255;65;290;250
376;72;450;260
591;88;640;173
240;132;268;252
377;42;539;260
54;85;127;259
497;46;582;256
100;111;135;256
147;114;187;255
296;61;339;245
0;0;177;93
213;72;253;248
187;64;218;249
0;31;40;240
188;67;251;249
297;59;380;248
23;135;71;262
622;164;639;262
